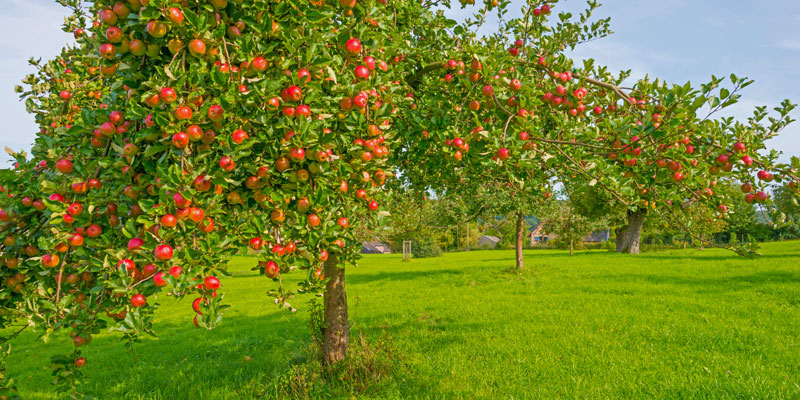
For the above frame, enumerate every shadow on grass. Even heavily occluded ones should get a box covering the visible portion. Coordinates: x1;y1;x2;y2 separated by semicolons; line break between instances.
583;270;800;292
68;311;435;400
632;253;799;262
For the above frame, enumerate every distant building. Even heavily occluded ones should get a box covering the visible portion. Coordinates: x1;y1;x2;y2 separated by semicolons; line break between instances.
528;223;556;246
361;241;392;254
477;235;501;248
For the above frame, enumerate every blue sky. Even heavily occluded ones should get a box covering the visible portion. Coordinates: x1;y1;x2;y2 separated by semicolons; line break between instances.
1;0;798;164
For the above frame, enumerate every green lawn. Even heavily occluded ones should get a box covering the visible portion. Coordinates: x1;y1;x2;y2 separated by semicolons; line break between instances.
6;241;800;399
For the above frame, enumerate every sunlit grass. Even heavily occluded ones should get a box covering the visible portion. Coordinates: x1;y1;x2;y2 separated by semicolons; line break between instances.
6;241;800;399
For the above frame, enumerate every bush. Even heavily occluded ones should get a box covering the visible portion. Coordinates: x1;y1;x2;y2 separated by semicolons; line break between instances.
551;237;586;251
409;236;442;258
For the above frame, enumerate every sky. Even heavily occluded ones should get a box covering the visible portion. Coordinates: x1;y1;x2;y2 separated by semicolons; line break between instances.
1;0;799;165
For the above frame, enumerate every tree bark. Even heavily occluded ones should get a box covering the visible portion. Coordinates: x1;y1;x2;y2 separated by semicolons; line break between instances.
515;212;524;271
615;227;627;252
569;238;574;255
617;209;645;254
322;253;349;364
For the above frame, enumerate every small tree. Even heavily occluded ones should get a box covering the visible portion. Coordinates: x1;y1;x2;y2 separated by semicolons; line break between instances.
540;193;607;255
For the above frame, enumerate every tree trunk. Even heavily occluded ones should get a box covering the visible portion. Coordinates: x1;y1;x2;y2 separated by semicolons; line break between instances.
466;222;470;250
515;212;524;271
617;210;645;254
322;253;349;364
569;238;574;255
615;227;627;252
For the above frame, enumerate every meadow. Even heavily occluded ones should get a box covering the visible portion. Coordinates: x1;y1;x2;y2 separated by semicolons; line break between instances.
6;241;800;399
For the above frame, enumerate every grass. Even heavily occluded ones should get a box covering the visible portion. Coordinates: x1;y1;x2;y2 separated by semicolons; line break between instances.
4;241;800;399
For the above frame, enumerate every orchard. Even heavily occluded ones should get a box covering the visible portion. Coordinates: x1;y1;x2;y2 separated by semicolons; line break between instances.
0;0;798;397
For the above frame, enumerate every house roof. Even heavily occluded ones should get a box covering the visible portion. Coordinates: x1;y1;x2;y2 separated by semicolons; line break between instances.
528;222;554;237
478;235;501;243
361;241;391;254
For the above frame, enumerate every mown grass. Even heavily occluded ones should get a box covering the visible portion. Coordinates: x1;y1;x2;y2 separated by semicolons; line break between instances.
5;241;800;399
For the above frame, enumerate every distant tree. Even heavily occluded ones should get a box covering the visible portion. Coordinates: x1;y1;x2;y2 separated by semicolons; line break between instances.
540;192;607;255
772;184;800;240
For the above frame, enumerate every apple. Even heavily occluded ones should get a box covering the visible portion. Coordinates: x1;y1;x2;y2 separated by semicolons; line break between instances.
219;156;235;171
496;148;509;160
354;65;370;80
258;260;278;279
68;233;84;247
67;203;84;217
127;237;144;251
169;266;183;277
173;192;191;208
232;129;248;144
192;297;206;314
167;7;184;24
284;86;302;102
154;244;173;261
189;39;206;56
73;335;87;347
175;106;193;120
99;43;116;59
203;276;220;290
42;254;60;268
172;132;189;148
296;105;311;118
142;264;158;278
363;56;376;71
345;38;362;54
56;159;73;173
271;209;286;223
188;208;204;224
131;294;146;308
160;87;177;103
208;105;224;121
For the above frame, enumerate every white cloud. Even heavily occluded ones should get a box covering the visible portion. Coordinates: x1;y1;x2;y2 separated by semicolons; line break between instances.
775;39;800;50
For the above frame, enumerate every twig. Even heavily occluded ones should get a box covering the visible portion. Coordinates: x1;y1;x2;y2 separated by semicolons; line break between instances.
551;145;628;205
406;61;443;89
492;93;513;115
501;114;514;145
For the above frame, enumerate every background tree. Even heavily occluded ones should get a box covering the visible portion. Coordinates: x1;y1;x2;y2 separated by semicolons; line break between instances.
539;190;607;255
